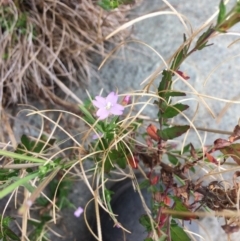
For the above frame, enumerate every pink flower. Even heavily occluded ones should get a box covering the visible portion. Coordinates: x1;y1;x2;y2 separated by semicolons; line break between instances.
74;207;83;218
92;92;124;120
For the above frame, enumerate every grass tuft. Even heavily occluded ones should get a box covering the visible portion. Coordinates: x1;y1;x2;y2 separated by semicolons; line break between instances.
0;0;132;107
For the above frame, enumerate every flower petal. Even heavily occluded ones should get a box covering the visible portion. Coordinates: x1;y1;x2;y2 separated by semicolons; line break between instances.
110;104;124;115
92;96;106;108
96;108;110;120
74;207;83;218
106;92;118;104
92;100;103;109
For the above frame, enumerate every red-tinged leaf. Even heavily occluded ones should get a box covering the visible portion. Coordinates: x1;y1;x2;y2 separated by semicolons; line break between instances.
232;124;240;137
153;193;171;206
146;124;160;141
190;143;198;159
163;196;171;206
146;137;153;148
157;125;190;141
220;143;240;165
233;171;240;189
214;138;231;149
159;211;168;228
150;175;159;185
173;184;189;199
205;152;218;165
127;155;138;169
222;224;240;234
162;103;189;118
176;70;190;80
229;124;240;143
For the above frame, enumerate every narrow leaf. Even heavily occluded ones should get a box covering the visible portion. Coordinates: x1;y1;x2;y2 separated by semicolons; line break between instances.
5;228;20;240
168;154;179;165
158;70;172;100
164;91;186;99
79;104;104;133
157;125;190;141
171;48;185;70
162;103;189;118
171;223;191;241
217;0;226;25
195;26;214;50
205;152;218;164
139;215;152;232
0;172;38;199
0;150;45;163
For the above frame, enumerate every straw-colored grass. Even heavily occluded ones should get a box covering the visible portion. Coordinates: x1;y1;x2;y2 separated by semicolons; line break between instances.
0;0;132;107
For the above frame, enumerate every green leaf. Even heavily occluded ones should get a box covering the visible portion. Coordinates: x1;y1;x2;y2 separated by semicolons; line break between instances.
104;189;114;203
0;216;14;227
171;48;184;70
158;70;172;100
235;2;240;13
217;0;226;25
21;182;35;193
173;174;185;185
182;143;191;153
108;149;126;169
162;103;189;118
190;166;196;173
170;223;190;241
104;156;114;172
158;235;167;241
139;214;152;232
36;196;49;207
195;26;214;50
116;157;126;169
98;0;120;10
157;125;190;141
0;169;18;181
171;196;198;220
79;104;103;133
98;0;134;10
32;135;55;153
0;172;38;199
21;135;31;150
170;34;189;70
139;179;150;189
164;91;186;99
0;149;46;163
5;228;20;240
167;154;179;165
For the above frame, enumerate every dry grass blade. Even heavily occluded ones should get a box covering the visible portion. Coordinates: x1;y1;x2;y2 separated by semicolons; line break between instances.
0;0;132;108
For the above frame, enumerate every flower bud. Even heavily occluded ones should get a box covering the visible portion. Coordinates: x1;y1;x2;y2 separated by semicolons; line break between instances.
122;95;131;106
146;124;160;141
